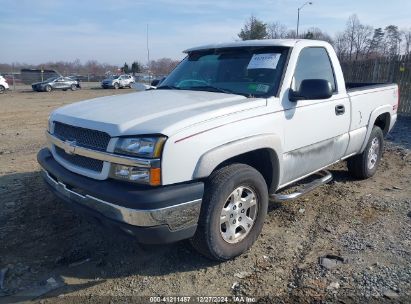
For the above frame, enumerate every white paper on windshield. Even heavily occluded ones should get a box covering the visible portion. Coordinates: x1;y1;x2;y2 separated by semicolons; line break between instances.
247;53;281;70
256;84;270;93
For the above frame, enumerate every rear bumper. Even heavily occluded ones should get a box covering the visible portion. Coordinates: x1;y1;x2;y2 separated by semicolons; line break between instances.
37;148;204;244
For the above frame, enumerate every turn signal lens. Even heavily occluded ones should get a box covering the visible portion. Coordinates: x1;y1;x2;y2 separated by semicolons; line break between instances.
149;168;161;186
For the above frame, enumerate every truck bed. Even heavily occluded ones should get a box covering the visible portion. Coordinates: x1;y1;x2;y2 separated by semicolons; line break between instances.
346;82;393;92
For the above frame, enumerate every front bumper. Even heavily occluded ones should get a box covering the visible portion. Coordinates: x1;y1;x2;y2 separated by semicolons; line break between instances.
32;85;45;92
37;148;204;243
101;82;114;88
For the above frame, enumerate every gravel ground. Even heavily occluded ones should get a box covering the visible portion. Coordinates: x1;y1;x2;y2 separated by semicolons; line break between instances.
0;89;410;303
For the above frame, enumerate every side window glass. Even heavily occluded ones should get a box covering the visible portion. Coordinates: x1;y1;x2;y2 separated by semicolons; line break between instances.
294;47;336;93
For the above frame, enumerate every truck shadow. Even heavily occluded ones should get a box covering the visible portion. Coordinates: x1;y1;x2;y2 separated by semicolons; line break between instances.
0;171;217;302
0;161;383;302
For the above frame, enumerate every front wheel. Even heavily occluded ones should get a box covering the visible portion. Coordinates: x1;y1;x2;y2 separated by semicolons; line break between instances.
347;126;384;179
45;85;52;92
0;85;5;94
70;84;77;91
190;164;268;261
113;82;119;89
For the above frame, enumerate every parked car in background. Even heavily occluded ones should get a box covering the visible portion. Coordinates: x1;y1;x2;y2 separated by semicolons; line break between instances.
67;76;82;89
101;75;135;89
32;76;79;92
0;75;9;93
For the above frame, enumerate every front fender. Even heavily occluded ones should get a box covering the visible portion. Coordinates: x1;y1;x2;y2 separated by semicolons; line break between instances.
193;134;283;191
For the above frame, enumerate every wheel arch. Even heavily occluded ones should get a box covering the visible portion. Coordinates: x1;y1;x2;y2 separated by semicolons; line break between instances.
374;112;391;136
193;134;282;192
360;105;392;152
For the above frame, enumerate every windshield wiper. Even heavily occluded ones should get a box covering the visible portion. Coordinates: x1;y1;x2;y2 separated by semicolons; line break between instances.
156;85;182;90
187;85;248;97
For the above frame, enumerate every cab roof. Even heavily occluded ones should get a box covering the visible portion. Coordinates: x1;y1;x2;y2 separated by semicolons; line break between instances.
184;39;329;53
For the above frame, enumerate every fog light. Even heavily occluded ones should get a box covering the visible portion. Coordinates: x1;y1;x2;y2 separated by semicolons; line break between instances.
113;165;150;182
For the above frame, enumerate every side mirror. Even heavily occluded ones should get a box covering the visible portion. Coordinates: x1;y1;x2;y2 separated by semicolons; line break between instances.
289;79;333;102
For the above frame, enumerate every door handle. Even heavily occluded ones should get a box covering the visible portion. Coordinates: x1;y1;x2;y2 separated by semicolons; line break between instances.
335;104;345;115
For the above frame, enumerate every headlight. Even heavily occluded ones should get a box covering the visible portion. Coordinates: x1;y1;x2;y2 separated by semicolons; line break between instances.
47;117;53;132
111;136;166;186
114;136;166;158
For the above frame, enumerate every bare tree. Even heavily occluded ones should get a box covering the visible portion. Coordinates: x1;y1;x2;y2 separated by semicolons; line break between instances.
267;22;288;39
334;32;350;61
286;29;298;39
403;28;411;55
303;27;334;44
149;58;180;76
354;24;373;60
344;14;361;60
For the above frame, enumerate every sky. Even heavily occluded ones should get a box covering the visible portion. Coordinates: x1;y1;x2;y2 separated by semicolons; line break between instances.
1;0;410;65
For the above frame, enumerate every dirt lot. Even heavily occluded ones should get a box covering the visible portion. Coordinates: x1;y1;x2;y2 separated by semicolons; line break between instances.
0;88;410;303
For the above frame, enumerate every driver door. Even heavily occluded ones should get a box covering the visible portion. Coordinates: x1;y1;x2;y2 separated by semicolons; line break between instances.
281;47;350;185
53;77;64;89
119;76;126;87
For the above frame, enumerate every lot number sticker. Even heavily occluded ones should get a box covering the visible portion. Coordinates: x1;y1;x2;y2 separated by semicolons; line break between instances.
247;53;281;70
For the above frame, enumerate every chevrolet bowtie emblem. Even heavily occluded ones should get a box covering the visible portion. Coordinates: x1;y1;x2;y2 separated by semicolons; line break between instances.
63;140;76;155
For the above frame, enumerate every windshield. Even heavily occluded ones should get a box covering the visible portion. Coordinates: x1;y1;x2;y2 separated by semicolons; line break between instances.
108;75;119;79
159;47;289;97
45;77;58;82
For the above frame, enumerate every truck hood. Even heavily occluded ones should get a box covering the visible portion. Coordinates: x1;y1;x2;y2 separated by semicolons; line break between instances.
51;90;266;137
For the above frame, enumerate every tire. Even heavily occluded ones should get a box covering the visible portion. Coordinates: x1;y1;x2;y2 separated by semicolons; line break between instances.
45;85;52;92
114;82;119;90
0;85;5;94
190;163;268;261
347;126;384;179
70;84;77;91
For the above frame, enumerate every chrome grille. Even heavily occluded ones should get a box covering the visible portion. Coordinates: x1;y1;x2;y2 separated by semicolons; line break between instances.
55;146;104;172
52;122;110;173
53;122;110;151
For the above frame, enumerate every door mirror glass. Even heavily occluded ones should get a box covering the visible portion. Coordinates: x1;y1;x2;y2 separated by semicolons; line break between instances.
289;79;333;101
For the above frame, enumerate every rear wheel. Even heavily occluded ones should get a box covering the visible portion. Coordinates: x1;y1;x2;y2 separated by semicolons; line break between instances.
45;85;52;92
0;85;5;94
190;164;268;261
347;126;384;179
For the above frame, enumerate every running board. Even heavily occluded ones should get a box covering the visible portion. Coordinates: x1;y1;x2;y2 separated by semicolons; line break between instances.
270;170;333;202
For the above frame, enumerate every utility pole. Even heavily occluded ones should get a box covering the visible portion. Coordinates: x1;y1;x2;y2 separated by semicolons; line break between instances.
297;1;313;37
147;24;150;79
11;63;16;91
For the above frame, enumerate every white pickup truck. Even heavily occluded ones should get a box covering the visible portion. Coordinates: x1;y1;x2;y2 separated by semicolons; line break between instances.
38;39;398;261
